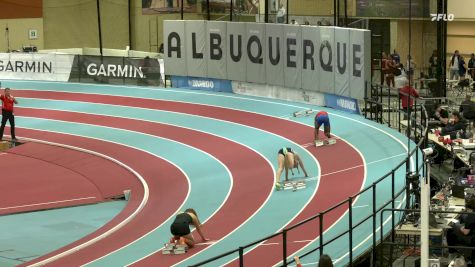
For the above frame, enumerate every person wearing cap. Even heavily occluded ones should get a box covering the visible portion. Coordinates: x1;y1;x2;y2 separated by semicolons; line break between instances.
275;147;309;190
0;87;18;141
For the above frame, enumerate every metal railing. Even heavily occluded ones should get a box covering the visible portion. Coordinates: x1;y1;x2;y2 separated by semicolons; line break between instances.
189;86;428;266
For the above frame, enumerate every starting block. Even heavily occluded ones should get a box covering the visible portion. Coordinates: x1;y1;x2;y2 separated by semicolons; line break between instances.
162;243;188;255
293;109;315;117
315;138;336;147
0;141;9;152
283;180;306;191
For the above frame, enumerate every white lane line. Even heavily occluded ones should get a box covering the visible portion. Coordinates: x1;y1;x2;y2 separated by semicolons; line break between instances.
14;102;318;267
15;87;414;266
304;153;407;182
12;136;151;267
0;196;97;211
0;153;6;156
352;205;369;209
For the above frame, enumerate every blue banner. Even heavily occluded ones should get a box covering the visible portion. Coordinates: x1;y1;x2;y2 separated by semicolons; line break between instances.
324;94;360;114
171;76;232;93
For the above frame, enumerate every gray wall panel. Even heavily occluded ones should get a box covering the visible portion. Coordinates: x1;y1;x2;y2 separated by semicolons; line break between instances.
207;21;227;79
334;28;350;97
163;20;186;76
283;25;302;89
185;21;207;77
265;24;284;86
226;22;247;82
349;29;367;99
245;23;266;84
319;26;335;94
301;26;320;92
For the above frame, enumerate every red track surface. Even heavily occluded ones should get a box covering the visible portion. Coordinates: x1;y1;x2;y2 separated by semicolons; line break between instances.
1;143;104;215
15;90;365;267
15;109;274;267
15;129;188;267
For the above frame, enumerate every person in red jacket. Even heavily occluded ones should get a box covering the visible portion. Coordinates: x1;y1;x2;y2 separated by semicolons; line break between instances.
399;79;419;118
0;88;18;141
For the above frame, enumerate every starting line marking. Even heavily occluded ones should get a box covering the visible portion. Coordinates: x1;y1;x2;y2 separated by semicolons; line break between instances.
0;196;98;211
302;153;406;182
256;240;313;247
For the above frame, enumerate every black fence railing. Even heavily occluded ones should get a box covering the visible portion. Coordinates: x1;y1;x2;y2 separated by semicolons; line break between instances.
189;90;428;266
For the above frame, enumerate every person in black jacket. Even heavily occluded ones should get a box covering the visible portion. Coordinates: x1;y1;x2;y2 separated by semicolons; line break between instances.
447;198;475;261
442;111;467;138
460;95;475;121
468;53;475;79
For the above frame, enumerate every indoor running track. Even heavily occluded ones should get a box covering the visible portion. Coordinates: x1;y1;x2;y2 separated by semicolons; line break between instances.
2;80;419;267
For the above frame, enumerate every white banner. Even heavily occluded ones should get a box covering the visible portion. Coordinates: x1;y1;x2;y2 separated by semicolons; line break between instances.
0;53;75;82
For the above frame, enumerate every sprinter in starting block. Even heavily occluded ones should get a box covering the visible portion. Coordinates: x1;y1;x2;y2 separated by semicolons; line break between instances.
275;147;309;191
165;208;209;254
314;111;335;147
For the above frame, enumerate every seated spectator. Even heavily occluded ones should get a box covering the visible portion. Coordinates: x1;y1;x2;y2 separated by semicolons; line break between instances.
294;254;333;267
434;103;449;125
460;95;475;120
441;111;467;139
447;198;475;262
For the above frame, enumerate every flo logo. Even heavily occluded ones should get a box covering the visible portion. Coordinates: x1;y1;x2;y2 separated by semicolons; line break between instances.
430;13;455;21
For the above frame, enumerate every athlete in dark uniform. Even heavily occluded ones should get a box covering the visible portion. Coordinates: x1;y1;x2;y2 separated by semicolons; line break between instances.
275;147;308;190
169;208;208;248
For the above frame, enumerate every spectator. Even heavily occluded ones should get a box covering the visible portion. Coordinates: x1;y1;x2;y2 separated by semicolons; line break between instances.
441;111;466;139
468;53;475;79
450;50;461;80
304;20;310;25
382;52;397;88
290;19;299;25
406;55;416;84
434;103;449;125
294;254;334;267
460;94;475;121
319;254;334;267
429;50;438;78
399;78;420;119
392;49;401;65
447;199;475;262
459;56;468;79
276;3;286;23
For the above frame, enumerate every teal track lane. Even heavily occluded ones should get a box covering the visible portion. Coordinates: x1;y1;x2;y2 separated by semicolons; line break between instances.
2;80;422;267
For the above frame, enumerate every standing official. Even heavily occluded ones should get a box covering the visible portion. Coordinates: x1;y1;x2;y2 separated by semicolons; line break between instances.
0;88;18;141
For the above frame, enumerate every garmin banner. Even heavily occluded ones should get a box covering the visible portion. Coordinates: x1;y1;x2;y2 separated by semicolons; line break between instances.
171;75;232;92
164;20;370;100
0;53;74;81
68;55;161;86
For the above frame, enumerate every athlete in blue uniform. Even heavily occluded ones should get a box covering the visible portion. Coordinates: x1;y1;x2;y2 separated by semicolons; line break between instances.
314;111;331;144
